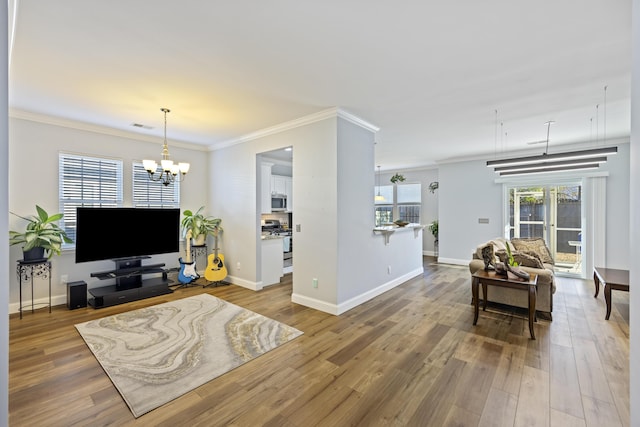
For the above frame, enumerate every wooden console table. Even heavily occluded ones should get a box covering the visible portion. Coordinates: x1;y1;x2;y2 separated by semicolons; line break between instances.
593;267;629;320
471;269;539;339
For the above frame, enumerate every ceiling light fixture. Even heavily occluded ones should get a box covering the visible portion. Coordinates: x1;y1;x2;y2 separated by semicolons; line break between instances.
142;108;190;186
375;165;385;201
487;119;617;176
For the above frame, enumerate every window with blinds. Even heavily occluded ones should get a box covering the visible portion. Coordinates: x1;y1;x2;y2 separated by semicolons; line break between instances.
132;162;180;208
397;183;421;223
59;153;123;246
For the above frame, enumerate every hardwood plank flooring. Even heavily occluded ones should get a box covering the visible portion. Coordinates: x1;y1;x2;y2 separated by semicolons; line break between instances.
9;258;629;426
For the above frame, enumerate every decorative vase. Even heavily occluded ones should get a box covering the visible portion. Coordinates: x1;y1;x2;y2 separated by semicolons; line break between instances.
23;247;46;261
193;234;206;246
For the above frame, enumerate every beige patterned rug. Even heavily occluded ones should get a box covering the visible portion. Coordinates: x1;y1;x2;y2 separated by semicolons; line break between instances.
75;294;303;417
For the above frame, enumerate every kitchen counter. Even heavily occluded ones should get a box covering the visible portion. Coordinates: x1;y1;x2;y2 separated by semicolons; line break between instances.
261;234;284;240
373;223;426;245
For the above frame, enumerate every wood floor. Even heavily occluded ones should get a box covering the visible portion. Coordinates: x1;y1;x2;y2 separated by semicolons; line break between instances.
9;258;629;426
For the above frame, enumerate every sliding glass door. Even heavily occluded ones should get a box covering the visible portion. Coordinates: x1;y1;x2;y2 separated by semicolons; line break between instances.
507;182;583;275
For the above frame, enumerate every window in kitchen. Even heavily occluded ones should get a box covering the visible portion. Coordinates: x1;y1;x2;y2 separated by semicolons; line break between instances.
375;182;421;226
59;153;123;247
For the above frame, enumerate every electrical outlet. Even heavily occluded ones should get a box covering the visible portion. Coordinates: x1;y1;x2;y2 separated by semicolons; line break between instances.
60;274;68;284
236;262;241;270
312;278;318;288
387;265;391;274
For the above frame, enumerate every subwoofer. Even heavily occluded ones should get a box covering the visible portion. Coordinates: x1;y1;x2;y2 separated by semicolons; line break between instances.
67;280;87;310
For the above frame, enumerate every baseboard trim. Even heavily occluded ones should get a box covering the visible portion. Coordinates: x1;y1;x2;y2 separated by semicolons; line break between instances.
436;257;468;266
291;267;424;315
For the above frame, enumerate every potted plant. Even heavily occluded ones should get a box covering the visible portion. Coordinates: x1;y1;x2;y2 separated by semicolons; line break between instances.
181;207;223;245
390;173;406;184
428;220;438;243
9;205;73;260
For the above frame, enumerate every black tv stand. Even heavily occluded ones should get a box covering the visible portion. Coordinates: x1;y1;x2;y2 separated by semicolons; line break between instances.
88;257;173;308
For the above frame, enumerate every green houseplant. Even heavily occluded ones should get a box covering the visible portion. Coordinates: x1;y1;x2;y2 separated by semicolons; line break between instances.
390;173;406;184
428;220;438;242
9;205;73;260
181;207;223;245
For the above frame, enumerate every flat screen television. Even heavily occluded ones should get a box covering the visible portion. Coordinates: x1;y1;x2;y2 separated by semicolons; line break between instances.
75;207;180;263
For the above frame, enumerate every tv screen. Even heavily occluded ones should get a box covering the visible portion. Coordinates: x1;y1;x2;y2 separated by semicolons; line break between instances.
75;207;180;263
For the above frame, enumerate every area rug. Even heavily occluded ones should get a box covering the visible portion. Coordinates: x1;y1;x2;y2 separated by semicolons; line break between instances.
75;294;303;417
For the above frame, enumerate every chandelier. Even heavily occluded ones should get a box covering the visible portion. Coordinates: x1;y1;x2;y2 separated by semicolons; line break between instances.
142;108;190;186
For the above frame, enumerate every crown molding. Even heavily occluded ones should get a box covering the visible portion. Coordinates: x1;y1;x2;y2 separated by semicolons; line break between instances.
209;107;379;151
9;108;208;151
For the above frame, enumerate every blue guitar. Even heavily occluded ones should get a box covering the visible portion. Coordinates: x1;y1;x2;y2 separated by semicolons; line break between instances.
178;230;199;284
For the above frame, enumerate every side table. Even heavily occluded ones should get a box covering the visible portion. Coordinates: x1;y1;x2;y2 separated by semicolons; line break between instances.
471;269;539;339
593;267;629;320
17;259;52;319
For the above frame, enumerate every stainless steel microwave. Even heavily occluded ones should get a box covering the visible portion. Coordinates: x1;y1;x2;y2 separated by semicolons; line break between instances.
271;194;287;211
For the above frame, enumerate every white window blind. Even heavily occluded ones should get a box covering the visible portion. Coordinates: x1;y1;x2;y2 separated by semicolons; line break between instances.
59;153;123;246
132;162;180;208
397;183;421;223
397;183;421;204
375;185;394;205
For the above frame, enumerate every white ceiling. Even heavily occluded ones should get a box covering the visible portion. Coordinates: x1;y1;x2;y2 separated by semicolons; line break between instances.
8;1;632;170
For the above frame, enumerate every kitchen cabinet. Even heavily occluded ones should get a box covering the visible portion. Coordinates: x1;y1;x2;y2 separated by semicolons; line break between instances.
271;175;287;195
261;163;273;214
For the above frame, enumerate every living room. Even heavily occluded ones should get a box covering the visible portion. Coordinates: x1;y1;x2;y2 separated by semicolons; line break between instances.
2;1;640;426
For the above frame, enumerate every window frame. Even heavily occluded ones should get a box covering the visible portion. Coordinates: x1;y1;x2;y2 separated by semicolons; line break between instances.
132;161;181;209
58;153;124;248
375;182;422;226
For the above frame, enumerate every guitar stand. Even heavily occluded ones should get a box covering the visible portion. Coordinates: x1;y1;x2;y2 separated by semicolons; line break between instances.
203;280;228;289
171;279;200;290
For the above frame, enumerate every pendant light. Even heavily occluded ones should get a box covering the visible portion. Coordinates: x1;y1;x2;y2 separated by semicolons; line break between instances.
375;165;385;201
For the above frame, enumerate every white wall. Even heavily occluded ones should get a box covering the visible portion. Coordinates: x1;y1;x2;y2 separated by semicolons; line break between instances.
438;159;503;263
437;144;631;269
1;2;9;423
209;110;424;314
7;117;210;310
629;1;639;424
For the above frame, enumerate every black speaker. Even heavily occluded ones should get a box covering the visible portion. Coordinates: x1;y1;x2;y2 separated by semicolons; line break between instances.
67;280;87;310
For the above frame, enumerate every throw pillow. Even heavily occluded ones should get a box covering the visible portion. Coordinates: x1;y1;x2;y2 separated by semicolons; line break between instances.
511;238;554;265
512;252;544;269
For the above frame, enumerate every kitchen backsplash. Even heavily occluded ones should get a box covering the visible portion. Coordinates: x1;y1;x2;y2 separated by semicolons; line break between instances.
261;212;290;229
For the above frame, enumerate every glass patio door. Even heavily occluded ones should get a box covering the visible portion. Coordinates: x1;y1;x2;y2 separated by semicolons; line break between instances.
507;183;583;275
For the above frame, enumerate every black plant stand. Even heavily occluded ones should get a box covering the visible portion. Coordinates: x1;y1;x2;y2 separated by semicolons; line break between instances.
17;259;52;319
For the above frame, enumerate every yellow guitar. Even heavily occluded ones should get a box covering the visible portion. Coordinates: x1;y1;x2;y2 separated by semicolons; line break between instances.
204;233;227;282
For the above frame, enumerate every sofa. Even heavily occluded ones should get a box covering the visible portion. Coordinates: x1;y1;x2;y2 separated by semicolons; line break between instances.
468;237;556;320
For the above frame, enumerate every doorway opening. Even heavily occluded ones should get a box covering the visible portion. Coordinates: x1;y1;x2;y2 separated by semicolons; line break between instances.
506;183;583;276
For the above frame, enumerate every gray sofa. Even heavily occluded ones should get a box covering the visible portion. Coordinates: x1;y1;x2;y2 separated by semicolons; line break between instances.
468;237;556;319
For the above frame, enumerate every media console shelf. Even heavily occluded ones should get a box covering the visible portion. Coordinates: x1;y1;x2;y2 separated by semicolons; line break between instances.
88;257;173;308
